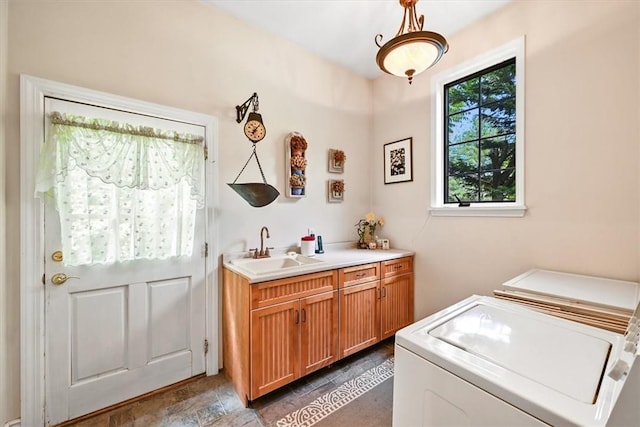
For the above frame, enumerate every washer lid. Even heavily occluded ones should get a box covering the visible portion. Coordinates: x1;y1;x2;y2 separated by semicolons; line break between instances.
503;269;640;311
428;304;611;403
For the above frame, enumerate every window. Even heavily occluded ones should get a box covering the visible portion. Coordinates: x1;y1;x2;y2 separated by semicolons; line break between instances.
431;37;525;217
36;110;206;266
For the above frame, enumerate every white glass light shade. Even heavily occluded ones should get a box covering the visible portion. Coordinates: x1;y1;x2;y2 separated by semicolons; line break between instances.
376;31;448;83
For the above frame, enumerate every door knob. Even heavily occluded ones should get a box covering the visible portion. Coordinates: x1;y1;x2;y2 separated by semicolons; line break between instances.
51;273;79;286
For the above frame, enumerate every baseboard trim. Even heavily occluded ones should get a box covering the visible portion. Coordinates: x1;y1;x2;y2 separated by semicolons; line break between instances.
3;419;20;427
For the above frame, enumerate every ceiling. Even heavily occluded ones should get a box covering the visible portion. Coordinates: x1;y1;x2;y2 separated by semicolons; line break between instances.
204;0;513;79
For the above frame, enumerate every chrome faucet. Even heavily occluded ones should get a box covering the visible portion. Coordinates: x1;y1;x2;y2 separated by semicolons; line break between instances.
253;226;271;258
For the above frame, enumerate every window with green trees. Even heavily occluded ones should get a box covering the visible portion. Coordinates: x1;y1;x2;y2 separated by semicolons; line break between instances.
445;58;516;204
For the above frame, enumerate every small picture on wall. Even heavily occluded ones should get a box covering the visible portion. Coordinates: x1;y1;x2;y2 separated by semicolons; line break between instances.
384;137;413;184
328;179;344;203
328;149;346;173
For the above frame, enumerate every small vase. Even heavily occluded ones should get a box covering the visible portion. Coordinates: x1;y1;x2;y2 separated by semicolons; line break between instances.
367;226;377;244
291;187;303;196
293;169;303;176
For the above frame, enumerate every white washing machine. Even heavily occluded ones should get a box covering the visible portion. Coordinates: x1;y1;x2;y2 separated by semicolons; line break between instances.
393;295;640;426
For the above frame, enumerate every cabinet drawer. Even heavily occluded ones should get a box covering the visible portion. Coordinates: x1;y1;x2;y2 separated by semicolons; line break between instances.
338;263;380;287
251;270;337;309
382;257;413;278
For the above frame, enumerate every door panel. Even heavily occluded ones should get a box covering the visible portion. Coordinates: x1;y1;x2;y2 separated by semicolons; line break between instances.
381;274;414;339
300;290;338;375
71;287;128;383
43;98;207;424
148;278;191;360
250;301;299;399
339;281;380;358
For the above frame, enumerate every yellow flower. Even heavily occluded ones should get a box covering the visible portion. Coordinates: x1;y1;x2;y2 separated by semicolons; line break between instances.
378;218;385;226
365;212;376;222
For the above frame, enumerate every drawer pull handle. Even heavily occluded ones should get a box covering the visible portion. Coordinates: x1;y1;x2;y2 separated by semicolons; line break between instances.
301;308;306;323
295;310;300;324
394;265;402;270
355;272;367;278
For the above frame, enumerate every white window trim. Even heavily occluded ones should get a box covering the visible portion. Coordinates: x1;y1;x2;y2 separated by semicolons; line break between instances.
430;36;526;217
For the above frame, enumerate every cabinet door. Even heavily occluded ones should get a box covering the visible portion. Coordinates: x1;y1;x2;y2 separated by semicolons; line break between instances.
250;300;299;399
339;281;380;358
381;274;414;339
300;290;338;376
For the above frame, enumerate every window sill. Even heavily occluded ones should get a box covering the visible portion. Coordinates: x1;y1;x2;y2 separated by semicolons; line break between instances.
430;205;527;218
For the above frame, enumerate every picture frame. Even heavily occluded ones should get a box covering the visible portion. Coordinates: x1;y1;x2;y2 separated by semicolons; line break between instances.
384;137;413;184
328;179;344;203
328;149;345;173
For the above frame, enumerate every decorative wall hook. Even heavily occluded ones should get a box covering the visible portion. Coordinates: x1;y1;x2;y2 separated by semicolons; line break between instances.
236;92;259;123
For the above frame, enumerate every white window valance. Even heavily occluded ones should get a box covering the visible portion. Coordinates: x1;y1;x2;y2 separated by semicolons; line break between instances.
35;111;206;266
36;111;205;208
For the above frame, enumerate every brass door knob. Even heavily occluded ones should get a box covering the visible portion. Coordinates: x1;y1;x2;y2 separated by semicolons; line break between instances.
51;273;78;286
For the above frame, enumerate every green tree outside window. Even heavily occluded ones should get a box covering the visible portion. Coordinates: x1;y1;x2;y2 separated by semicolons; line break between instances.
445;58;516;204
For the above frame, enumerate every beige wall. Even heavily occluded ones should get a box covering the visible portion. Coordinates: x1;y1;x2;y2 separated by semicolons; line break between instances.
372;0;640;318
4;0;372;421
3;0;640;423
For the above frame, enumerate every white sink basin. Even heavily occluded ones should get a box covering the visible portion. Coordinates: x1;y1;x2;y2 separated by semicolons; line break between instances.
230;254;325;275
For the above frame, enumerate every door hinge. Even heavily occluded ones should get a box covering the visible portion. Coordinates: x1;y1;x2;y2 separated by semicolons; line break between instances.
42;273;46;286
204;242;209;258
204;145;208;160
204;339;209;355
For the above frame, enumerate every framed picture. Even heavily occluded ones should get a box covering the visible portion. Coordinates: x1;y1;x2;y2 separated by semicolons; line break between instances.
384;137;413;184
328;149;345;173
328;179;344;203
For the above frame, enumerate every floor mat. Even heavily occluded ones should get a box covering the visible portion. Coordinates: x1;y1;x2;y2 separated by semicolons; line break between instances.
275;357;394;427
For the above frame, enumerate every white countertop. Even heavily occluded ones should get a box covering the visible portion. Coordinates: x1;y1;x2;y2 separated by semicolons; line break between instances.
222;244;414;283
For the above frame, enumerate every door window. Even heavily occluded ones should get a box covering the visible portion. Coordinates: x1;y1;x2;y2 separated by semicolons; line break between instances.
36;111;205;266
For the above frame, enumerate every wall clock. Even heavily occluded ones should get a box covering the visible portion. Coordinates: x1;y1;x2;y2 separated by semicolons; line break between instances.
244;111;266;142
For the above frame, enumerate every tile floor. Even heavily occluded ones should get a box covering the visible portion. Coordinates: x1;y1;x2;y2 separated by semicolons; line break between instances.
63;338;395;427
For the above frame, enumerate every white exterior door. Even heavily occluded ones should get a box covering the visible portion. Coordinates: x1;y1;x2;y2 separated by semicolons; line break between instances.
43;99;208;424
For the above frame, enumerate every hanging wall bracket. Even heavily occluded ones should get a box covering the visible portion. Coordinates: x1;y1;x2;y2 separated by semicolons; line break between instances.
236;92;259;123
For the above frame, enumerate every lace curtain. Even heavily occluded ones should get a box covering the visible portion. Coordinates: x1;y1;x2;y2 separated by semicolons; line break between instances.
35;112;206;266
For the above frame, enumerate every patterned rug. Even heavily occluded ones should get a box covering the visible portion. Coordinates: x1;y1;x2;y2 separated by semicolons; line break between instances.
275;357;394;427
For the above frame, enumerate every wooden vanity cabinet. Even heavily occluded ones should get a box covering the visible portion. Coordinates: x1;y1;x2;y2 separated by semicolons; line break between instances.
223;269;338;404
223;255;413;405
380;257;414;339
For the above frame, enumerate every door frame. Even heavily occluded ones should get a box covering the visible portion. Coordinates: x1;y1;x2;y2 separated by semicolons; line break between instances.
19;74;219;427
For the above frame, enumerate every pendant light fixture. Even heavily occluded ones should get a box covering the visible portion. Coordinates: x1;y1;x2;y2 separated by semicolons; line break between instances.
375;0;449;84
